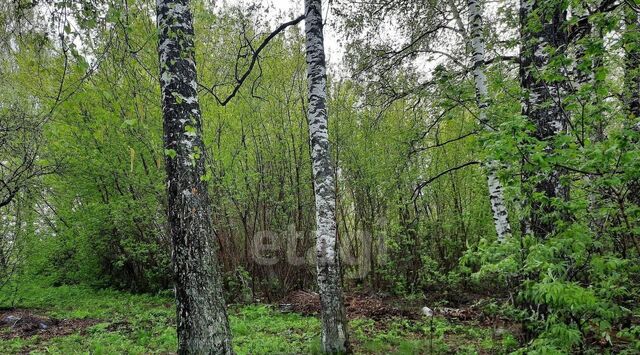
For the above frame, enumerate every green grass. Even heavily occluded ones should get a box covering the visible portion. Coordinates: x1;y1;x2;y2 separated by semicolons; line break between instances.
0;281;517;354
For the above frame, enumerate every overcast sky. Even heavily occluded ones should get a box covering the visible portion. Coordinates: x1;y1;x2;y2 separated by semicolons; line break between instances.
227;0;464;81
229;0;344;67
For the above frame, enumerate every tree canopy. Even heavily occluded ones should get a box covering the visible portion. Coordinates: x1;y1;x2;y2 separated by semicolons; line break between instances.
1;0;639;353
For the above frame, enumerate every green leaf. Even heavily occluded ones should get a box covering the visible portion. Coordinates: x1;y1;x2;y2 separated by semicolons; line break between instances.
164;149;177;159
200;171;212;182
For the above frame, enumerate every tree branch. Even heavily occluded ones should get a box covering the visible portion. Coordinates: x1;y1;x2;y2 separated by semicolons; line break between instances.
412;161;481;200
200;14;306;106
410;129;479;156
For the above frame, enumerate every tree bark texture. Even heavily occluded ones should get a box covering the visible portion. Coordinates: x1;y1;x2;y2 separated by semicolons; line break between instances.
519;0;569;239
157;1;233;353
467;0;512;242
624;4;640;121
304;0;350;353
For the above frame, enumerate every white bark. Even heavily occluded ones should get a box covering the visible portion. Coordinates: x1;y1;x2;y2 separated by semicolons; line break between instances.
157;1;233;353
625;4;640;120
519;0;569;238
305;0;350;353
467;0;512;241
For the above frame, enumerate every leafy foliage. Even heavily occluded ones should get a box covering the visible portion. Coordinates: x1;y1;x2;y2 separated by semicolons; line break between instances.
0;0;639;352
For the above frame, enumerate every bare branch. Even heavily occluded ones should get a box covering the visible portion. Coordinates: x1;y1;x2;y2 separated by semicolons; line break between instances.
412;161;481;200
200;14;306;106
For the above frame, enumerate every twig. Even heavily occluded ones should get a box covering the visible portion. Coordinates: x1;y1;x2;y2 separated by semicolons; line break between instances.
412;161;481;200
200;14;306;106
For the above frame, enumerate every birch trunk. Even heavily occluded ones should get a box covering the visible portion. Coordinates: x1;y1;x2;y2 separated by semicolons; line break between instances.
571;4;607;227
624;4;640;205
156;1;233;353
467;0;512;242
624;4;640;122
305;0;350;352
519;0;569;239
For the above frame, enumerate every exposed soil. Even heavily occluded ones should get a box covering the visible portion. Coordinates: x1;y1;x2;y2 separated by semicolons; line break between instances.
346;293;415;320
280;290;419;320
0;308;98;340
280;290;524;337
106;320;133;333
279;290;320;316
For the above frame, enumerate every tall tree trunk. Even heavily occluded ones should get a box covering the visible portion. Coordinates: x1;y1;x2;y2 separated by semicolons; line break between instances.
467;0;512;242
571;4;606;229
624;3;640;123
304;0;350;353
156;1;233;353
519;0;569;239
624;4;640;207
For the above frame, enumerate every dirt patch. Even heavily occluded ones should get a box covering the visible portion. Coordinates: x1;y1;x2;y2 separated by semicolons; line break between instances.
0;308;99;340
279;291;525;340
279;290;320;316
279;291;418;320
437;306;484;322
105;320;133;333
345;294;415;320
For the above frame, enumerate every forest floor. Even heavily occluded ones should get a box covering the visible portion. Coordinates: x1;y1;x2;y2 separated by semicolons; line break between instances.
0;281;522;354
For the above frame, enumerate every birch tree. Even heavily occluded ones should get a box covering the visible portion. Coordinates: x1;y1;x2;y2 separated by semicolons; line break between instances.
519;0;569;239
305;0;350;352
156;0;233;353
624;3;640;205
466;0;512;241
624;3;640;122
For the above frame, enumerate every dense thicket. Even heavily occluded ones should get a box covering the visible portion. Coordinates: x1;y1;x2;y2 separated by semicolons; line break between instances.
1;0;639;352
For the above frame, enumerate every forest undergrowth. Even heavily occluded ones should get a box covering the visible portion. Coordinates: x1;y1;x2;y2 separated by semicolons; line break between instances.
1;277;638;354
0;278;524;354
